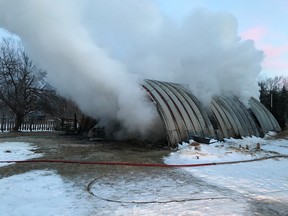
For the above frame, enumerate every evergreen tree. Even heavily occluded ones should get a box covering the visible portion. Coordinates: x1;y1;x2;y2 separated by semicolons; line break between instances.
258;76;288;129
280;86;288;127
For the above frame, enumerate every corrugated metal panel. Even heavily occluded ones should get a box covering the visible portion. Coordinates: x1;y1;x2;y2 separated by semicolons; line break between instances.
142;81;181;147
211;97;235;137
142;80;280;147
230;97;260;137
160;82;199;136
249;97;281;133
218;96;243;137
218;96;260;137
249;98;269;132
172;84;215;138
148;80;187;140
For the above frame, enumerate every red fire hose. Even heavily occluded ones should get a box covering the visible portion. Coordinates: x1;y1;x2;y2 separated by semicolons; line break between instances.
0;155;287;167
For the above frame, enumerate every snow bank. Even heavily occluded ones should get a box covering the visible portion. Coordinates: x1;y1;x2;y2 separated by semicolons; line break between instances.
0;142;43;167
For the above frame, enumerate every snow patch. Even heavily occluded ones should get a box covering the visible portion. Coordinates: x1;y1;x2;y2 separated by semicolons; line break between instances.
0;142;43;167
0;170;95;216
164;136;288;202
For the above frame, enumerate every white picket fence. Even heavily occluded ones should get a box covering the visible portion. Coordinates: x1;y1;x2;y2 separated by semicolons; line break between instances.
0;117;57;132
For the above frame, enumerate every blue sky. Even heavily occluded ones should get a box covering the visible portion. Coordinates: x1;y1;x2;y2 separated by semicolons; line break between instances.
0;0;287;78
155;0;288;78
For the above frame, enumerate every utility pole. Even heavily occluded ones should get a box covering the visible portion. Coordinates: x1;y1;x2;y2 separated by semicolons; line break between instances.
270;91;273;110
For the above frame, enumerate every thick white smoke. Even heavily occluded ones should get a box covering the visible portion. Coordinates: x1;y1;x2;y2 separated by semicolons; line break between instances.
0;0;263;138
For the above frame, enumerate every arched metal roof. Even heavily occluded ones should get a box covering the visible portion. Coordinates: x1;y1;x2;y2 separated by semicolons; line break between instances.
142;79;281;148
210;96;260;139
249;97;281;133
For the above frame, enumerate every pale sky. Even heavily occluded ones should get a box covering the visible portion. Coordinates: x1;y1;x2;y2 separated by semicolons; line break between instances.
155;0;288;78
0;0;287;78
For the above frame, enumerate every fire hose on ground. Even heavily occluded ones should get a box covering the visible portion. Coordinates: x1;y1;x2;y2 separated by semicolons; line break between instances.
0;154;287;167
1;155;287;204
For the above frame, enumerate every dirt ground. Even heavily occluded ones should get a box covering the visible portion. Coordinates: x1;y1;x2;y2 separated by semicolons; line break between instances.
0;132;172;180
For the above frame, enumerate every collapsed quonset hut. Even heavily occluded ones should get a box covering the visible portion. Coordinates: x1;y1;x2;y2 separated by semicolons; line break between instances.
142;79;281;148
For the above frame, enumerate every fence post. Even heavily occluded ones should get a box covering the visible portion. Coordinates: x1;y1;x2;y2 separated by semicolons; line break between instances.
30;118;33;132
74;113;77;132
1;115;4;132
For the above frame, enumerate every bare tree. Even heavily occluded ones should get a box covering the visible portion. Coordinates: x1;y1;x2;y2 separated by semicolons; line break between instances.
0;38;53;131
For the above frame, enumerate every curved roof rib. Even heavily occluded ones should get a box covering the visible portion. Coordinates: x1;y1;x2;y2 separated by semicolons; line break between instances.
142;80;281;147
249;97;281;133
217;96;260;138
142;80;181;147
174;84;216;139
143;80;216;147
147;80;187;140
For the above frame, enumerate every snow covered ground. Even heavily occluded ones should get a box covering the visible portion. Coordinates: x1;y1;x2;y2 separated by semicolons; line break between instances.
164;135;288;209
0;170;96;216
0;135;287;215
0;142;43;167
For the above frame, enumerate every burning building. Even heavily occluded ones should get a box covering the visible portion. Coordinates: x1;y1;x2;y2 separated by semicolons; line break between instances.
142;79;281;148
0;1;278;148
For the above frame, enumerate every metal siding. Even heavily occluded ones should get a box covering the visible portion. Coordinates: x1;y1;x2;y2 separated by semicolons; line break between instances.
161;82;199;136
225;96;251;137
173;84;215;138
142;80;279;146
249;99;269;132
230;97;260;137
155;82;193;134
249;98;273;132
164;82;206;137
213;97;238;137
147;80;188;141
221;96;250;137
249;97;281;132
143;82;181;147
211;99;230;138
217;96;242;137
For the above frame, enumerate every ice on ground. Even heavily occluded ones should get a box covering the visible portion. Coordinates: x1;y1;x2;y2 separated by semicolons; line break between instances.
164;136;288;203
0;142;43;167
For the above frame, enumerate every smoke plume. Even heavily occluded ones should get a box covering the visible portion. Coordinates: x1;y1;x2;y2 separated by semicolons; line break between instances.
0;0;263;138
